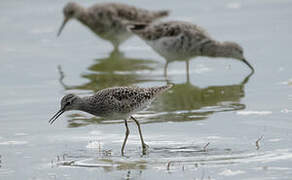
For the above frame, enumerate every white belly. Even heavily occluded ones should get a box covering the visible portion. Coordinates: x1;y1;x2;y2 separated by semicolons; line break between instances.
146;34;195;61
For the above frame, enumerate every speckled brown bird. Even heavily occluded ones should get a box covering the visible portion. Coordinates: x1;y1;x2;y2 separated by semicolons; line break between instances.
49;84;173;155
57;2;169;50
128;21;254;79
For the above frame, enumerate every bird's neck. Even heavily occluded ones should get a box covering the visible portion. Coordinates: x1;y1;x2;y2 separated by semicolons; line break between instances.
201;41;231;58
78;97;100;116
75;7;89;24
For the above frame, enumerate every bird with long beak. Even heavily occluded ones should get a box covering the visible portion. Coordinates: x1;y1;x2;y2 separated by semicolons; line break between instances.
49;85;173;155
57;2;169;50
127;21;255;79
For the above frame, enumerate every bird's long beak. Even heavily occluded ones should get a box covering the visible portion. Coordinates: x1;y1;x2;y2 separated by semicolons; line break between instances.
49;108;65;124
242;58;255;73
57;17;69;37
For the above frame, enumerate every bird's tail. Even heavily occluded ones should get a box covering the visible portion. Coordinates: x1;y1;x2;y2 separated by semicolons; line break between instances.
126;23;150;37
152;84;174;96
164;83;174;90
154;10;169;18
127;23;148;31
126;10;169;34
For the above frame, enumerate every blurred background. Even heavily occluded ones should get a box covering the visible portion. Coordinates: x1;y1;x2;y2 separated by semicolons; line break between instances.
0;0;292;179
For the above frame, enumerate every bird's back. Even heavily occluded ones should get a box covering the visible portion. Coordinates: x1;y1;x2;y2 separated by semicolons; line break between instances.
128;21;214;60
84;85;173;117
85;3;169;47
88;3;169;25
129;21;211;41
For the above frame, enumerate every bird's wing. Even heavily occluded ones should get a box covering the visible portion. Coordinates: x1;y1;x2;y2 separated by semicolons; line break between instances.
128;21;181;40
128;21;211;41
89;3;168;27
109;87;153;113
108;3;169;23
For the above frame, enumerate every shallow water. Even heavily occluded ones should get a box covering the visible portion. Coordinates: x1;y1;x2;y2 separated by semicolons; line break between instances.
1;0;292;179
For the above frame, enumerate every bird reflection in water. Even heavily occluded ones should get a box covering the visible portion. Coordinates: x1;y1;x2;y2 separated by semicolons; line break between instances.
149;72;252;123
57;49;252;127
58;49;159;91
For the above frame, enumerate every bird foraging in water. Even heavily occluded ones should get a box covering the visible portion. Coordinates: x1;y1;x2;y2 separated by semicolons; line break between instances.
57;2;169;50
128;21;254;79
49;84;173;155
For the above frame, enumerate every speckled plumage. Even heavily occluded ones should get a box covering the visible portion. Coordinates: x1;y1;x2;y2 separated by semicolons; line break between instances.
80;85;172;118
58;2;169;49
49;84;173;155
128;21;254;73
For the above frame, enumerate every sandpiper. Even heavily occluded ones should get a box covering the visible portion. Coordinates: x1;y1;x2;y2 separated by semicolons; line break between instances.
128;21;255;79
57;2;169;50
49;84;173;155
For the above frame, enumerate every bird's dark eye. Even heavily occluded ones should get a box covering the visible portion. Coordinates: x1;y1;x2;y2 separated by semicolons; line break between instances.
66;101;71;106
68;10;74;16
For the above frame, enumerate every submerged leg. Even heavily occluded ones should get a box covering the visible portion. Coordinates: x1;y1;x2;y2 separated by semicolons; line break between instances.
113;42;120;52
164;61;169;79
130;116;149;154
186;60;190;83
121;119;130;156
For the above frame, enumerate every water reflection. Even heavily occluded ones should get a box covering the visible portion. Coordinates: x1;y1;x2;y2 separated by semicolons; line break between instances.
163;59;254;83
147;73;252;123
58;51;252;127
59;49;160;91
55;141;281;172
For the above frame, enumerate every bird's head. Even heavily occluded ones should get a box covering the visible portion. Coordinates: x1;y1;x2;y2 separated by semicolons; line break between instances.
222;41;254;72
222;41;244;60
49;94;82;124
57;2;81;36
